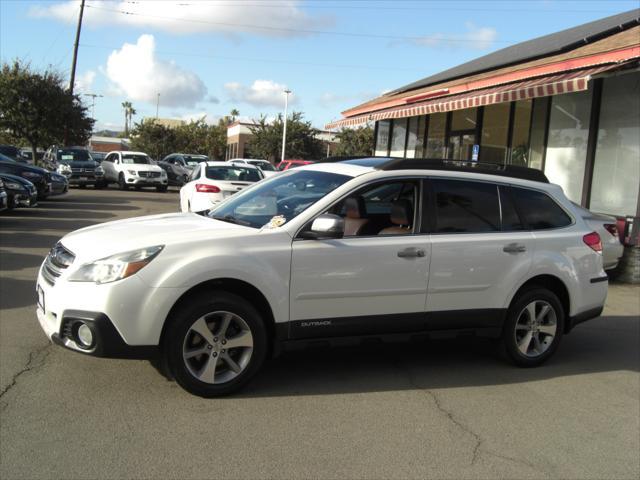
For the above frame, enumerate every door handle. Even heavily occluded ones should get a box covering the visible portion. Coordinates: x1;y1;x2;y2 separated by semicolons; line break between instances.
503;243;527;253
397;248;426;258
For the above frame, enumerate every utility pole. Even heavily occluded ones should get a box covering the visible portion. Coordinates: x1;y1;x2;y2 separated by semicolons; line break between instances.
68;0;86;94
156;93;160;118
281;89;291;164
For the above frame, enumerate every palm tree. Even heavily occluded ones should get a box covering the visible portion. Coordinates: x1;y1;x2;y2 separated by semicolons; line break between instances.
122;101;132;136
230;109;239;122
128;106;137;133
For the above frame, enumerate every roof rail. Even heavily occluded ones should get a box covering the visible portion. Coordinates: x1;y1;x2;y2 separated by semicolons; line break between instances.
378;158;549;182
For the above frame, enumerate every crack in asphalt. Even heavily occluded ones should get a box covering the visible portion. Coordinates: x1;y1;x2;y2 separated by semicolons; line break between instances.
0;343;52;410
392;359;543;474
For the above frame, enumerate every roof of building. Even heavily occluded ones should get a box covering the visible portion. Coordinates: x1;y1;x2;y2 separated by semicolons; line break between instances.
342;10;639;118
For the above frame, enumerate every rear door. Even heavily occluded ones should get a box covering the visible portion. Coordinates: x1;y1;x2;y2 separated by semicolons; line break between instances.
425;178;534;328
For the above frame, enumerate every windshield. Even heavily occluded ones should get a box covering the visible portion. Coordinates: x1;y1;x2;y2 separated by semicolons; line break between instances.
122;154;151;165
208;170;351;229
205;166;262;182
57;149;91;163
250;161;276;171
184;155;208;166
0;153;16;163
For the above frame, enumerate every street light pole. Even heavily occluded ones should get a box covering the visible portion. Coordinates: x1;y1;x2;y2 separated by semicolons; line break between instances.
83;93;103;149
281;89;291;164
69;0;86;94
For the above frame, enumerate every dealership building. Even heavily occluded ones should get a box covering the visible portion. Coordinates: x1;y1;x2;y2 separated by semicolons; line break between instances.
328;10;639;280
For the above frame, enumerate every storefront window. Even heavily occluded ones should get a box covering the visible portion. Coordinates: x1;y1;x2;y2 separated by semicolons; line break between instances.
528;98;549;170
544;90;592;203
510;99;533;166
480;103;510;163
590;73;640;216
406;116;426;158
375;120;391;156
425;113;446;158
390;118;408;157
450;108;478;131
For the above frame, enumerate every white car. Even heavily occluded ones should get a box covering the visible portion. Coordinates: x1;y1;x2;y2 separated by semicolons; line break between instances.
101;151;168;191
229;158;278;178
36;158;608;397
179;161;263;213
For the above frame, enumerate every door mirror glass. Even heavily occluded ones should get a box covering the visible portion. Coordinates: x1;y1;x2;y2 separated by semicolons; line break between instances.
302;214;344;239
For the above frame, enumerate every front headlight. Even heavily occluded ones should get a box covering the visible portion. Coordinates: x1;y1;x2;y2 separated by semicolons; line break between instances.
68;246;164;284
4;181;21;189
127;170;137;176
160;170;167;177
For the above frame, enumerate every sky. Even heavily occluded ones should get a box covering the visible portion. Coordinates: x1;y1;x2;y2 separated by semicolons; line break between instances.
0;0;637;132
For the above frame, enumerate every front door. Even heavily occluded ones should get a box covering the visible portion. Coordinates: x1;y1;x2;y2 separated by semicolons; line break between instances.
289;179;430;339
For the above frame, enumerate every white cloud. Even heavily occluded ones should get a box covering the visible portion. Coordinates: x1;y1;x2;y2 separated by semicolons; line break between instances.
30;0;333;37
225;80;295;108
106;34;207;108
410;22;497;50
74;70;96;93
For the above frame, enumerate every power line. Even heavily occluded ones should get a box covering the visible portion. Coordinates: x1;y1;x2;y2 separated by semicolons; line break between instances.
84;3;519;43
78;42;424;71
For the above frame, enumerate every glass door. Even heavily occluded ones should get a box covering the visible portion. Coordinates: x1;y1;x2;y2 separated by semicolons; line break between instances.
447;131;476;161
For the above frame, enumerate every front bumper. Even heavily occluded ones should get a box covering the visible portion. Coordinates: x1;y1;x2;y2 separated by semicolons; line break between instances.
69;175;103;186
126;175;168;186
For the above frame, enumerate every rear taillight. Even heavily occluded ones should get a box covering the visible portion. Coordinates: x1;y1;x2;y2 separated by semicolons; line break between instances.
583;232;602;253
603;223;618;238
195;184;220;193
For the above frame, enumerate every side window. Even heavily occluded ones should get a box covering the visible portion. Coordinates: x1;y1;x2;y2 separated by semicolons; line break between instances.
499;186;524;231
433;179;500;233
103;154;112;163
511;187;572;230
331;180;419;237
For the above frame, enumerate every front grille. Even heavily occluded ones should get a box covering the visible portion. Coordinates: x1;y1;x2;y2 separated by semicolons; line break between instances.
71;168;94;174
138;171;161;178
41;243;75;286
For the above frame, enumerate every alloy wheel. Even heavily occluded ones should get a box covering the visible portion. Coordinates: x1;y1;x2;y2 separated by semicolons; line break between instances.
514;300;557;358
182;311;254;384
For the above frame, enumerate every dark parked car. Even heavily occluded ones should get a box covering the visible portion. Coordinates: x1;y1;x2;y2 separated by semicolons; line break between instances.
0;145;20;160
50;172;69;196
0;173;38;209
44;147;106;188
158;153;208;186
90;151;107;162
0;153;51;199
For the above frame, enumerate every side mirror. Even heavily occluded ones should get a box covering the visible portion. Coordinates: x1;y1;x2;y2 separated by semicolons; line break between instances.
301;214;344;240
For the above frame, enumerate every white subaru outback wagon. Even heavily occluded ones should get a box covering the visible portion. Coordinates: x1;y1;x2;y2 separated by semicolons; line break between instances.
36;158;608;397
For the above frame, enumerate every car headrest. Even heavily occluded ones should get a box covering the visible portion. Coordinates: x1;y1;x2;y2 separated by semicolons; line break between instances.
345;196;366;219
390;199;412;226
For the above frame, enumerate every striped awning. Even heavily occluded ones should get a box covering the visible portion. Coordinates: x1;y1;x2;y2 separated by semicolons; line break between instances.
325;63;623;129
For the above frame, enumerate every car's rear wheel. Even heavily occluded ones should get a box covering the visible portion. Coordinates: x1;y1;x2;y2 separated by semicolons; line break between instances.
118;173;128;190
502;287;564;367
165;292;268;397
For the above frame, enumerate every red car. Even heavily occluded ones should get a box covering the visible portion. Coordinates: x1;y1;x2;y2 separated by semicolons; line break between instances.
277;159;314;171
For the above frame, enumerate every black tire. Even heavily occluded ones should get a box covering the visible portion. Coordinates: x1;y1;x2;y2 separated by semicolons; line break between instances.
94;181;106;189
118;174;128;190
156;185;168;192
502;287;564;367
165;291;268;397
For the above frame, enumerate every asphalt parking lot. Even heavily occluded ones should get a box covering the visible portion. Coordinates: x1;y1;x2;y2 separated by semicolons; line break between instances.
1;187;639;480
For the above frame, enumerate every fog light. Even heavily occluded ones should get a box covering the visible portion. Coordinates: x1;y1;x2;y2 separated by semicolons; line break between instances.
76;323;94;348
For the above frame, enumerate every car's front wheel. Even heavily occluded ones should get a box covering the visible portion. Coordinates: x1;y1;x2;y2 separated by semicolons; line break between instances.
502;287;564;367
118;173;128;190
165;292;268;397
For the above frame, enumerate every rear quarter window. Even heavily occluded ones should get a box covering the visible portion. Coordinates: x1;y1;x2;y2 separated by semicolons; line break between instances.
511;187;572;230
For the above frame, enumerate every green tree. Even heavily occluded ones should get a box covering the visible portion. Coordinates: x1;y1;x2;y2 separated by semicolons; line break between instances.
121;101;136;136
248;112;323;162
0;61;94;165
333;125;374;157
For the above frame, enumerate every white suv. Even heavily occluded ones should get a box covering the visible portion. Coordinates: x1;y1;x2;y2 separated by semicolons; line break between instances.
101;151;168;191
36;158;608;397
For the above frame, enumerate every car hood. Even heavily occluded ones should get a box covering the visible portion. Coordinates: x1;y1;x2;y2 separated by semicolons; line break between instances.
60;213;255;262
123;164;163;172
61;161;99;168
0;160;48;175
0;173;34;187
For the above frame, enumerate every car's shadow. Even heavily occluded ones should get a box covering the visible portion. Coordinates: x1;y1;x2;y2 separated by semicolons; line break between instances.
230;315;640;397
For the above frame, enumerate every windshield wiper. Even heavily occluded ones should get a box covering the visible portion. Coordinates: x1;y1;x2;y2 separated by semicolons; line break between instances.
210;214;253;227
